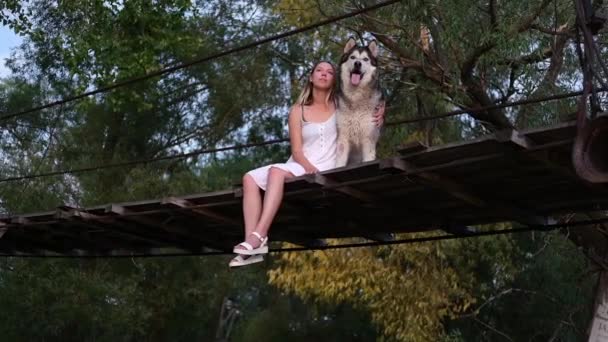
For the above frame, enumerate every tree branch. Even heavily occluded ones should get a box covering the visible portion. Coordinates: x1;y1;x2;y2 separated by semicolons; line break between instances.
489;0;498;29
473;317;514;342
461;0;553;85
516;24;571;127
530;23;575;36
497;48;554;68
369;31;454;92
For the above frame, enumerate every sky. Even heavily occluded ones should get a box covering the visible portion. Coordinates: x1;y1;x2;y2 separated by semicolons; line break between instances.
0;25;23;77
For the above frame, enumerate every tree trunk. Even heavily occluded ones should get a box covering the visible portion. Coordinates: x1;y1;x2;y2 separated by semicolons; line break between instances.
589;271;608;341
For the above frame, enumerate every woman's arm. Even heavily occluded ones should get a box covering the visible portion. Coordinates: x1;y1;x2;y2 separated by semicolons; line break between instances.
288;106;319;174
372;100;386;127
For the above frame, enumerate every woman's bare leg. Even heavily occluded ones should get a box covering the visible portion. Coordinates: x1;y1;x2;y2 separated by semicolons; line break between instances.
242;174;262;237
233;174;263;255
235;168;293;251
255;167;294;238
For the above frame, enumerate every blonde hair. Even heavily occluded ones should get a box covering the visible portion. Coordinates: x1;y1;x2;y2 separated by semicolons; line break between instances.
296;61;337;107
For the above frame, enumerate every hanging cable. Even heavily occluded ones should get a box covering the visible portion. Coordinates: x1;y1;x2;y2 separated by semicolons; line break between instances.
0;217;606;258
0;87;601;184
0;0;401;123
0;137;289;183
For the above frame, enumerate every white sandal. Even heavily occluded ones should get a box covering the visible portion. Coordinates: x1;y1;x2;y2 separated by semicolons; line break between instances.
229;254;264;267
232;232;269;255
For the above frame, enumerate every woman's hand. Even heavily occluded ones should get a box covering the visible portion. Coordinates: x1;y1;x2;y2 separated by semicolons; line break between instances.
372;101;386;127
303;164;319;174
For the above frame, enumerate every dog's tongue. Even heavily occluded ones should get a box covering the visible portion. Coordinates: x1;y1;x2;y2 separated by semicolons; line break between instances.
351;73;361;86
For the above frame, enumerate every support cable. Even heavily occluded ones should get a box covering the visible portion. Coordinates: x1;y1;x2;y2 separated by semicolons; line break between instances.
1;217;606;258
0;87;601;184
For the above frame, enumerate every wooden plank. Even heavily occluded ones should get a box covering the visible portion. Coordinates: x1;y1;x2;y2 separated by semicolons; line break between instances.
162;197;240;226
106;204;189;235
106;205;193;237
385;157;549;226
172;189;237;203
47;224;114;251
0;233;32;255
5;218;74;253
441;222;476;236
7;228;72;255
55;207;168;246
397;140;429;155
498;129;608;194
106;204;230;251
304;173;376;202
362;232;395;242
520;120;576;144
0;221;5;239
388;158;485;206
71;220;161;248
54;209;135;251
494;129;534;149
0;209;56;221
10;216;31;225
323;160;384;182
13;214;109;253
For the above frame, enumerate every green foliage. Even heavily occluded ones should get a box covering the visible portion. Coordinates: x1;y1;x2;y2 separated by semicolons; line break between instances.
0;256;272;341
0;1;30;33
233;294;377;342
447;231;595;341
269;236;479;341
0;0;600;341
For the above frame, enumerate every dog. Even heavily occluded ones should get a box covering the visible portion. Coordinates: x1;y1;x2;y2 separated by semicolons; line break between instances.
335;37;384;167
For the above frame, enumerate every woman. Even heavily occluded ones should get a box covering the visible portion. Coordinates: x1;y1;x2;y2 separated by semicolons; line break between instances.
229;61;384;267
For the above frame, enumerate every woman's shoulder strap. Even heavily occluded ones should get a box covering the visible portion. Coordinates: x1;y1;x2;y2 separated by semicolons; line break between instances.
300;103;308;122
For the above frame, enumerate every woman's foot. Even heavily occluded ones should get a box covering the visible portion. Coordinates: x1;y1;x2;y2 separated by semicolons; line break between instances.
233;232;269;255
229;254;264;267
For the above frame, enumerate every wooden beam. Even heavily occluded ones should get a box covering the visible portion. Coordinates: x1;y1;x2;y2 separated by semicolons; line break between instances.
397;140;429;155
106;204;190;235
56;207;168;247
496;128;589;185
3;223;71;255
305;173;376;202
13;213;110;253
162;197;240;226
385;157;548;226
106;204;230;251
362;232;395;242
53;209;132;251
386;158;485;206
494;129;534;149
441;222;476;236
10;216;31;225
67;206;226;252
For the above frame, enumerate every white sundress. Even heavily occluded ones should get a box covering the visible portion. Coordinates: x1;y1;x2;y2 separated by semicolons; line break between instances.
247;108;337;191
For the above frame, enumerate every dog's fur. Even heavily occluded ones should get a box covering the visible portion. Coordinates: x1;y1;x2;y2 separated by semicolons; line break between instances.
335;37;383;167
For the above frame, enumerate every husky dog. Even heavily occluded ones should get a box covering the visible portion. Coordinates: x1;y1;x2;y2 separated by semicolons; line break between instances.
335;37;383;167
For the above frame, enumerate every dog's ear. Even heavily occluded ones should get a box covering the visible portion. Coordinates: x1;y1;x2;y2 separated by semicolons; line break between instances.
344;37;357;53
368;40;379;58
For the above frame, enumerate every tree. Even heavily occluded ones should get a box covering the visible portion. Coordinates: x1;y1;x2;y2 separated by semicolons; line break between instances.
0;0;601;340
0;1;381;340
